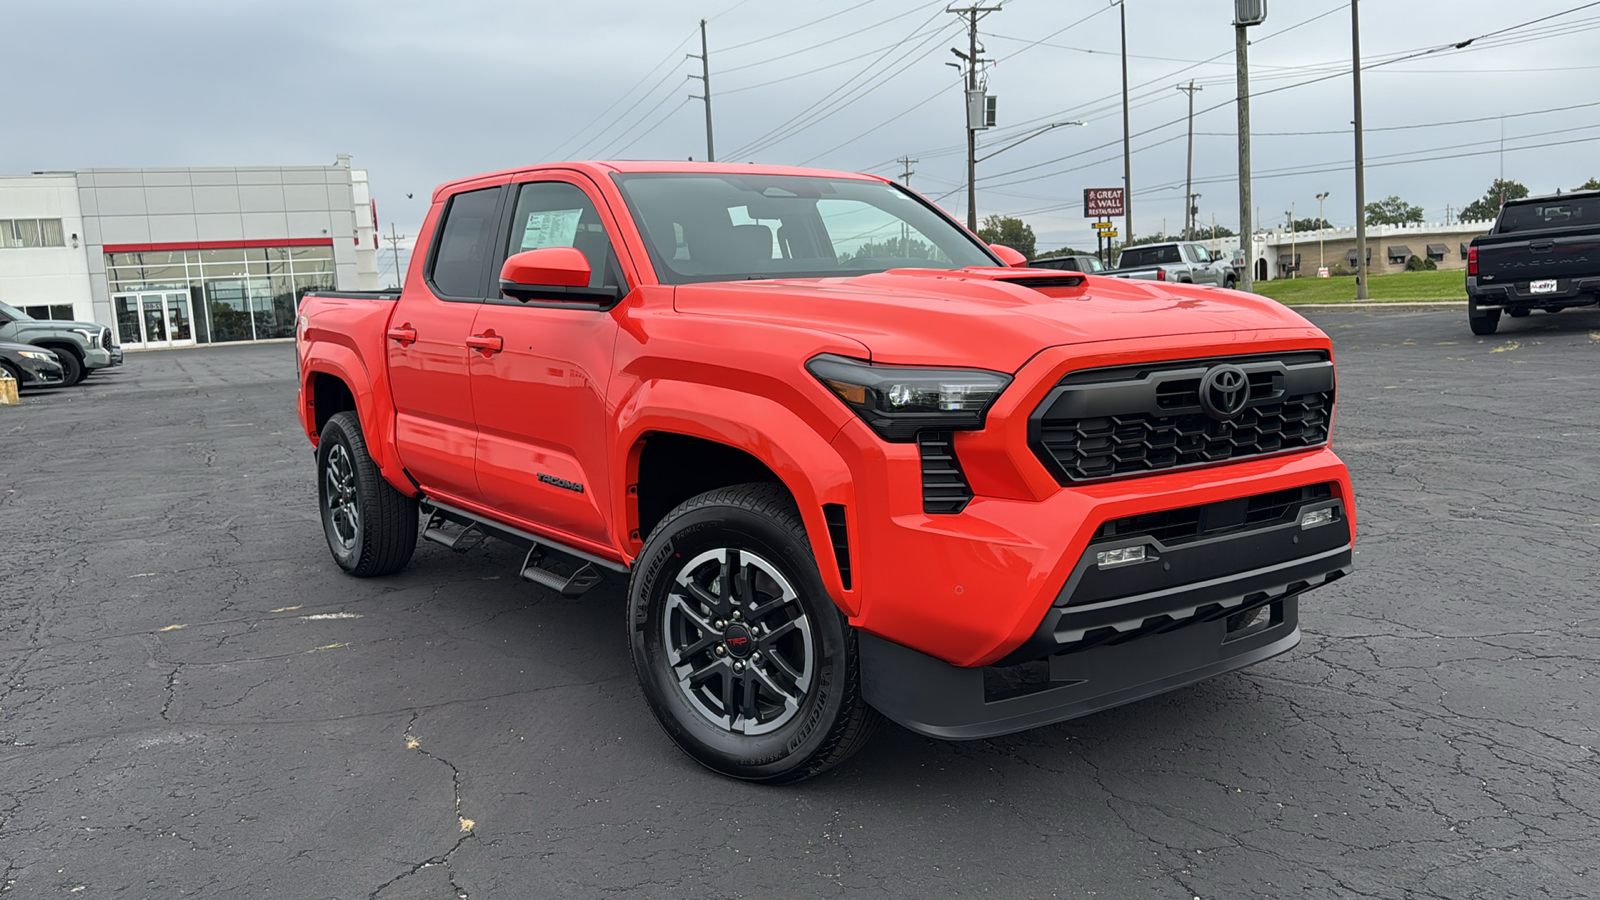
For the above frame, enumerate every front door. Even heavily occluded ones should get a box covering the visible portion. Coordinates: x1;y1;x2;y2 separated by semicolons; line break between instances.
113;291;195;349
468;177;630;548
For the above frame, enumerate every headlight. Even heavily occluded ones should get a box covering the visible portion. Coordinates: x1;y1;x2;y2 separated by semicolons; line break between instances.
19;350;55;361
72;328;101;348
806;354;1011;443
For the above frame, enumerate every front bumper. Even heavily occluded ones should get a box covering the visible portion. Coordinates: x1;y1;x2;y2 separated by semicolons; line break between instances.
858;482;1352;739
863;599;1304;740
11;356;66;387
83;346;114;370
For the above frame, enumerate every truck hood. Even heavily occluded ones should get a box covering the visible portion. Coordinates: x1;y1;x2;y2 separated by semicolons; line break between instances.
672;268;1318;371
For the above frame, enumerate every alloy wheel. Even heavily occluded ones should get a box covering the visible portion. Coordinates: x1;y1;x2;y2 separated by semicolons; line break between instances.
662;547;815;736
324;442;361;551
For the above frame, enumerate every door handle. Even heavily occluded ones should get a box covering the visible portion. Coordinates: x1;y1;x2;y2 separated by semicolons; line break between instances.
386;325;418;345
465;331;503;353
1529;241;1556;253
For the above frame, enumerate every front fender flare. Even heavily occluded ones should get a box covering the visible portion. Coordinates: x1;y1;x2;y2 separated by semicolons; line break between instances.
615;381;859;613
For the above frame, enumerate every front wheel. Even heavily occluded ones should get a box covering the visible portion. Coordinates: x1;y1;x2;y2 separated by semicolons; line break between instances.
316;411;418;576
628;483;878;783
52;350;84;386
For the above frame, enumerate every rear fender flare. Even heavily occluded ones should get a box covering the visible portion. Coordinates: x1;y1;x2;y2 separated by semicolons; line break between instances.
301;349;408;491
616;381;859;613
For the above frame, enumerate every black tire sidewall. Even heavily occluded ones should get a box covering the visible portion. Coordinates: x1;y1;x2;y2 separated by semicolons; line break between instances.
316;414;365;573
629;500;850;781
54;351;82;386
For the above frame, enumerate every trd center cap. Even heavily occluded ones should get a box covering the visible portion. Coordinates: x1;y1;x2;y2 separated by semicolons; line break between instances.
723;622;754;659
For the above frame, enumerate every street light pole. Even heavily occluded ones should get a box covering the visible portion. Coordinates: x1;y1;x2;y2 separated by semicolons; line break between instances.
1316;191;1330;272
1352;0;1370;299
1233;1;1265;293
1119;1;1133;244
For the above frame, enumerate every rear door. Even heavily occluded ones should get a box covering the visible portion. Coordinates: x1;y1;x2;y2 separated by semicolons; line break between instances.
466;174;633;547
388;182;507;503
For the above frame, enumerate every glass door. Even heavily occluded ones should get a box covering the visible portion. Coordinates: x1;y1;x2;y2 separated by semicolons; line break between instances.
112;291;196;349
163;292;194;346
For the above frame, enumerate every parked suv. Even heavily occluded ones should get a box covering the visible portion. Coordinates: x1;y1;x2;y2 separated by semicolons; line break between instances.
0;301;121;385
295;161;1354;782
1106;241;1238;288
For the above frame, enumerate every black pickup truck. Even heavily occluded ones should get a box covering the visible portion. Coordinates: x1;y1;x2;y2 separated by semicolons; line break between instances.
1467;190;1600;335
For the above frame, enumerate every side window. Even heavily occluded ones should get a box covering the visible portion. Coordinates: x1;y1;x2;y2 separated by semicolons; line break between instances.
428;187;501;299
502;181;623;290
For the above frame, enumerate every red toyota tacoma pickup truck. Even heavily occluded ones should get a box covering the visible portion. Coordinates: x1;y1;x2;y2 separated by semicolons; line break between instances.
296;161;1354;782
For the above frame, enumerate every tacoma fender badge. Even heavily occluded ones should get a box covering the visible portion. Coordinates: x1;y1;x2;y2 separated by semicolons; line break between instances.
538;473;585;493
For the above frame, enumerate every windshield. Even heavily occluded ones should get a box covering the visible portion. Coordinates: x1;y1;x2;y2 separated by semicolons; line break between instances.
1497;197;1599;234
611;173;997;284
1119;245;1181;267
0;301;32;321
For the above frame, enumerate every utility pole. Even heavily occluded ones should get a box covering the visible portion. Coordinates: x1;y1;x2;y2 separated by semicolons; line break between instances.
950;5;1001;232
897;156;918;186
1119;1;1133;244
1234;0;1266;293
384;223;405;290
1178;80;1203;240
1352;0;1369;299
897;156;918;250
688;19;715;162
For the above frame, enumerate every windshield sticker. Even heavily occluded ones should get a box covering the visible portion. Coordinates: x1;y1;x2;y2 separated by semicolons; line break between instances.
520;209;583;250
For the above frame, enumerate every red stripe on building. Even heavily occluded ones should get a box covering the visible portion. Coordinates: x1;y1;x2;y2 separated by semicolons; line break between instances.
102;237;336;253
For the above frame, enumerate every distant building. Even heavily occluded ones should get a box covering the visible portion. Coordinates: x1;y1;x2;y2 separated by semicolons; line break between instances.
1184;219;1493;283
0;156;378;349
1254;220;1492;282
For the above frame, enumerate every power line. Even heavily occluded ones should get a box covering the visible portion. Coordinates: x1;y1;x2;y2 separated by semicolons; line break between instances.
725;9;958;159
719;0;888;51
545;29;697;160
718;0;945;75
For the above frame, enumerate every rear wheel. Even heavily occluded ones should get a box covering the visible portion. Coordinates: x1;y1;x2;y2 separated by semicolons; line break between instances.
316;411;418;576
628;483;878;783
1468;297;1500;336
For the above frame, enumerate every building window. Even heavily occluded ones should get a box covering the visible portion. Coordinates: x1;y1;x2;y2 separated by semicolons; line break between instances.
1426;243;1448;261
1386;245;1411;265
22;304;76;321
104;243;336;345
0;219;66;248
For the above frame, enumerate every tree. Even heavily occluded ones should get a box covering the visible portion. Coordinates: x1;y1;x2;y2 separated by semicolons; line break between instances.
1037;245;1095;259
1292;217;1333;232
1460;179;1529;222
976;215;1037;259
1364;196;1424;226
1579;177;1600;191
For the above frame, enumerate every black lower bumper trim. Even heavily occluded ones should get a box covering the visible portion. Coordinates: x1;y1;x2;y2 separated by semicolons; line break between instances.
860;598;1301;740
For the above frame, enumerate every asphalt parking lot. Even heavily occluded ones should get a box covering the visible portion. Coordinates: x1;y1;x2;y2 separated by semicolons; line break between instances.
2;306;1598;899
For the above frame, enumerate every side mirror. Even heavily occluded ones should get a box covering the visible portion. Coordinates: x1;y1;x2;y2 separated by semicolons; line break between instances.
988;244;1029;268
498;247;621;307
502;247;590;288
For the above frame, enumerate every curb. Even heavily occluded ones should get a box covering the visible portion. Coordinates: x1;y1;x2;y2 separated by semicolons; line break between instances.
1282;300;1464;309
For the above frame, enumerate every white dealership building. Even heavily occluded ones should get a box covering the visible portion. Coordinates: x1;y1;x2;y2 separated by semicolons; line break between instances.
0;155;379;349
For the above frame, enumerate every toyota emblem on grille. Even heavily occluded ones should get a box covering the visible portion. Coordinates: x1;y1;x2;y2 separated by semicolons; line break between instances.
1199;364;1250;420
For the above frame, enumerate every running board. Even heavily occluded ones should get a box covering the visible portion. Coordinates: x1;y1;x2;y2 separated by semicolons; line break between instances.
520;546;605;598
417;498;627;597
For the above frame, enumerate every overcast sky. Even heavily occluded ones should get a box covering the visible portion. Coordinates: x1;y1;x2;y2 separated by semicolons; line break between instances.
6;0;1598;279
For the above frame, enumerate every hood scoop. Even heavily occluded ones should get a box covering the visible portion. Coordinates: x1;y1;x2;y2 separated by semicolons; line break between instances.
995;274;1087;291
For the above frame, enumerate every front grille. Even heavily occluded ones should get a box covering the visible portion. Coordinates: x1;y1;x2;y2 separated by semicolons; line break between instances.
1094;483;1335;546
918;431;972;514
1030;352;1335;484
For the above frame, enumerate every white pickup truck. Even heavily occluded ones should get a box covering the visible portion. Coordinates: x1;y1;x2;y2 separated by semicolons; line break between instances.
1106;241;1238;289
